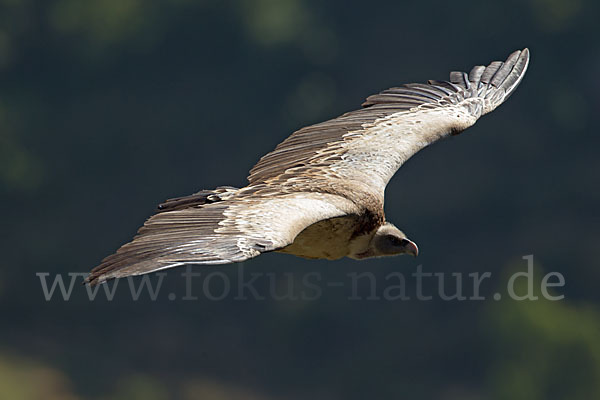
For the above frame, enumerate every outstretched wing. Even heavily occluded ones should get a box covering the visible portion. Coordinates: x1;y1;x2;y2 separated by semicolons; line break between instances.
88;49;529;285
248;49;529;196
86;188;358;285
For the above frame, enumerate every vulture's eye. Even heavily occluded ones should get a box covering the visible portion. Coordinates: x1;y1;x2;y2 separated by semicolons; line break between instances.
388;235;403;245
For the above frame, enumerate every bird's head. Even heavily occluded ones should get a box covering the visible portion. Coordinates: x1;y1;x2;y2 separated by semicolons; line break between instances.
367;222;418;258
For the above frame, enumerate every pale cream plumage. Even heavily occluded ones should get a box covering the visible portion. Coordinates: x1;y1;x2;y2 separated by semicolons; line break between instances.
87;48;529;286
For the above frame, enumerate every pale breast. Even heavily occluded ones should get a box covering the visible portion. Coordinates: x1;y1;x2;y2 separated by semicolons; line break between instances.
277;215;367;260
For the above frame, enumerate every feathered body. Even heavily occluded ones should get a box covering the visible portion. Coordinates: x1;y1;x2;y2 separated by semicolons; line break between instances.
87;49;529;286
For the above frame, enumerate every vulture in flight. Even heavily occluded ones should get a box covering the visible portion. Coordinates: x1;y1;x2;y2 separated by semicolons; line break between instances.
87;48;529;286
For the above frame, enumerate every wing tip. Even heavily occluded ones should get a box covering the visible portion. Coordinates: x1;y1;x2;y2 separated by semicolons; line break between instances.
85;262;113;286
455;47;529;113
84;271;104;287
498;47;530;101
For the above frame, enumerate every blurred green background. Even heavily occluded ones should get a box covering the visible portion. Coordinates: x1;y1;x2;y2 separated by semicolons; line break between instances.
1;0;599;399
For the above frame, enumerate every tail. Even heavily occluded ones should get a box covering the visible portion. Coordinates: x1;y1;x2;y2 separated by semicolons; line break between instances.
156;186;239;213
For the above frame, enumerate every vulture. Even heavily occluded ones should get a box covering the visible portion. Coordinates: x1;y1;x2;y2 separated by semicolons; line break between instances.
86;48;529;286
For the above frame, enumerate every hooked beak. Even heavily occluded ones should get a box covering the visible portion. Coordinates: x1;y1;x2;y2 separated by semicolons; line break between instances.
403;239;419;257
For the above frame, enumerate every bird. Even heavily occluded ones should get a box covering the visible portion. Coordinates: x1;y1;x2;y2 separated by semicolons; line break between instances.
86;48;529;286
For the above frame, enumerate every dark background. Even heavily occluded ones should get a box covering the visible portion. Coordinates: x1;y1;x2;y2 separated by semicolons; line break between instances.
1;0;599;399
